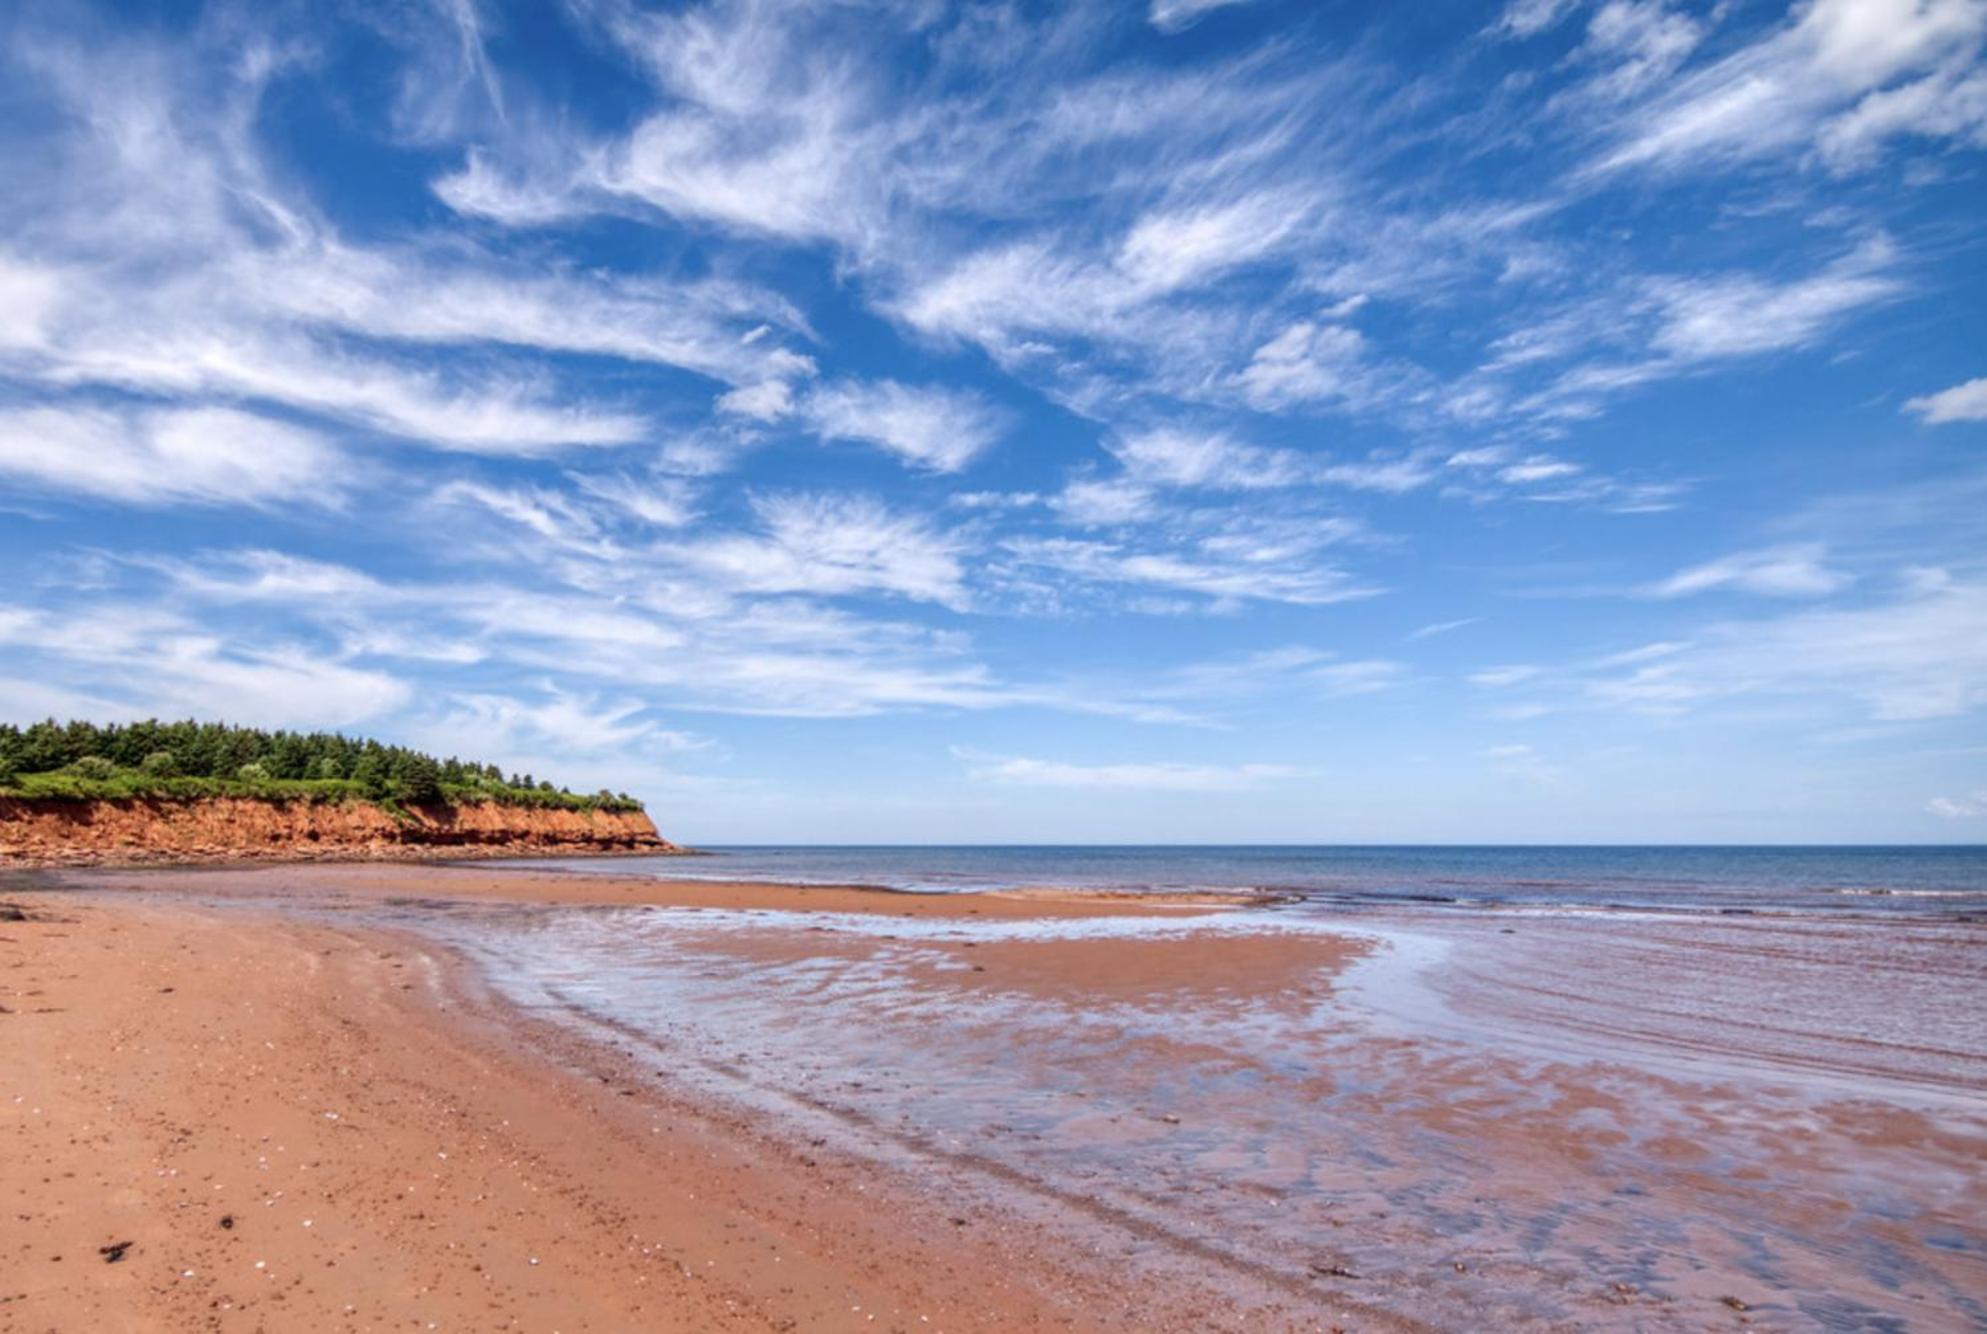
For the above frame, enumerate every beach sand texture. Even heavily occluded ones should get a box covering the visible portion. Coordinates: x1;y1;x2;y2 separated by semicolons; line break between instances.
4;863;1983;1330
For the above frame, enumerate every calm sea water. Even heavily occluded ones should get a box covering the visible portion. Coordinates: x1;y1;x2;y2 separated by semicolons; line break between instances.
535;844;1987;917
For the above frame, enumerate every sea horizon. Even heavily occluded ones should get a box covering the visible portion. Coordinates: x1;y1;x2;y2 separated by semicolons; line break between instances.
686;839;1987;849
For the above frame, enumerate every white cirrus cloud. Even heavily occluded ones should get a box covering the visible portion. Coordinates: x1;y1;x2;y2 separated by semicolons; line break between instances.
669;492;970;608
1409;617;1481;641
1136;646;1407;706
1470;665;1542;688
1000;533;1378;609
413;686;704;760
1591;0;1987;176
1148;0;1258;34
1904;375;1987;424
571;473;701;529
1564;1;1707;105
0;404;347;508
1647;544;1851;599
1494;240;1906;426
1051;477;1159;527
1233;320;1374;412
1928;790;1987;818
953;746;1311;792
0;602;410;728
1;37;811;458
1494;0;1584;39
716;378;799;422
1602;573;1987;720
155;550;389;603
228;239;816;389
1643;238;1905;362
1107;427;1308;490
801;379;1006;473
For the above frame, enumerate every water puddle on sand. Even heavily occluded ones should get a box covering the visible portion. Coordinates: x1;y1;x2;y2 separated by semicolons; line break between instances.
397;899;1987;1330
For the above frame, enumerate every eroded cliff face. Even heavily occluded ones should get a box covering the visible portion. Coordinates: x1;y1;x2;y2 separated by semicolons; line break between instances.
0;796;671;866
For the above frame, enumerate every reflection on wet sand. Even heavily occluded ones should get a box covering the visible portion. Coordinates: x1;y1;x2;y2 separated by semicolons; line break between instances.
420;899;1987;1330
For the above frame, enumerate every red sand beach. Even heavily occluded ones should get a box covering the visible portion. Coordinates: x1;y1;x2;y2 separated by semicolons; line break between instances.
5;862;1984;1330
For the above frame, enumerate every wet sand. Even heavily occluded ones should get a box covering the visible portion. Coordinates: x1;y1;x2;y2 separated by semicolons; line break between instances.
0;867;1372;1332
6;862;1985;1330
65;859;1254;917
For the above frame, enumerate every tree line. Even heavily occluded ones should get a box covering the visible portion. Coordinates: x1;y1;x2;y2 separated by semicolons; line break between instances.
0;718;642;812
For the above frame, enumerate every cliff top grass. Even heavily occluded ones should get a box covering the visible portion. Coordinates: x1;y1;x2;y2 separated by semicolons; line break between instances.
0;719;643;814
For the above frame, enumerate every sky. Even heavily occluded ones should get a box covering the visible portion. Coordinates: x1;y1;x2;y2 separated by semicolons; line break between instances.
1;0;1984;844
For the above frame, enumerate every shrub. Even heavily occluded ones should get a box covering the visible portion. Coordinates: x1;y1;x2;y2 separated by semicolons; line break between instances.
312;756;343;781
141;750;180;777
237;761;271;783
66;756;120;781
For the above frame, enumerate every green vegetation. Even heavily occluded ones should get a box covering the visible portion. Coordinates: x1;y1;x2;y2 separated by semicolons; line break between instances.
0;719;643;813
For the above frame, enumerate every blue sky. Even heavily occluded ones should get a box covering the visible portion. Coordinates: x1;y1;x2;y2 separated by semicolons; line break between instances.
2;0;1985;843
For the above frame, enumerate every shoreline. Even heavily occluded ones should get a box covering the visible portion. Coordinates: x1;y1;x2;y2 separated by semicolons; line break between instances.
27;858;1269;919
0;865;1362;1332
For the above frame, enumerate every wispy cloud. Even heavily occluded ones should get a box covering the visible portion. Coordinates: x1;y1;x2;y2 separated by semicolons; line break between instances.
1470;665;1541;688
1929;789;1987;818
799;379;1006;473
1491;573;1987;723
0;404;347;508
1107;427;1308;490
0;602;410;727
1493;0;1583;40
666;493;972;608
1643;238;1905;361
1905;375;1987;424
1408;617;1481;641
954;746;1310;792
1646;544;1851;599
0;31;811;456
1588;0;1987;176
1148;0;1258;35
998;532;1379;610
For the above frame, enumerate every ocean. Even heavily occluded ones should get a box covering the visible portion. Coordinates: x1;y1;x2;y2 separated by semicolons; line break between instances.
529;843;1987;917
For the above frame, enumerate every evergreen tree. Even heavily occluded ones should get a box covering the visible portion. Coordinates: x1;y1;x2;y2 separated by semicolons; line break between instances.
394;753;444;804
0;717;641;811
351;750;389;798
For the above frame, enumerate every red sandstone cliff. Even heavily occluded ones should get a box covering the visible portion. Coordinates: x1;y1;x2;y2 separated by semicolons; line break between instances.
0;796;672;867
